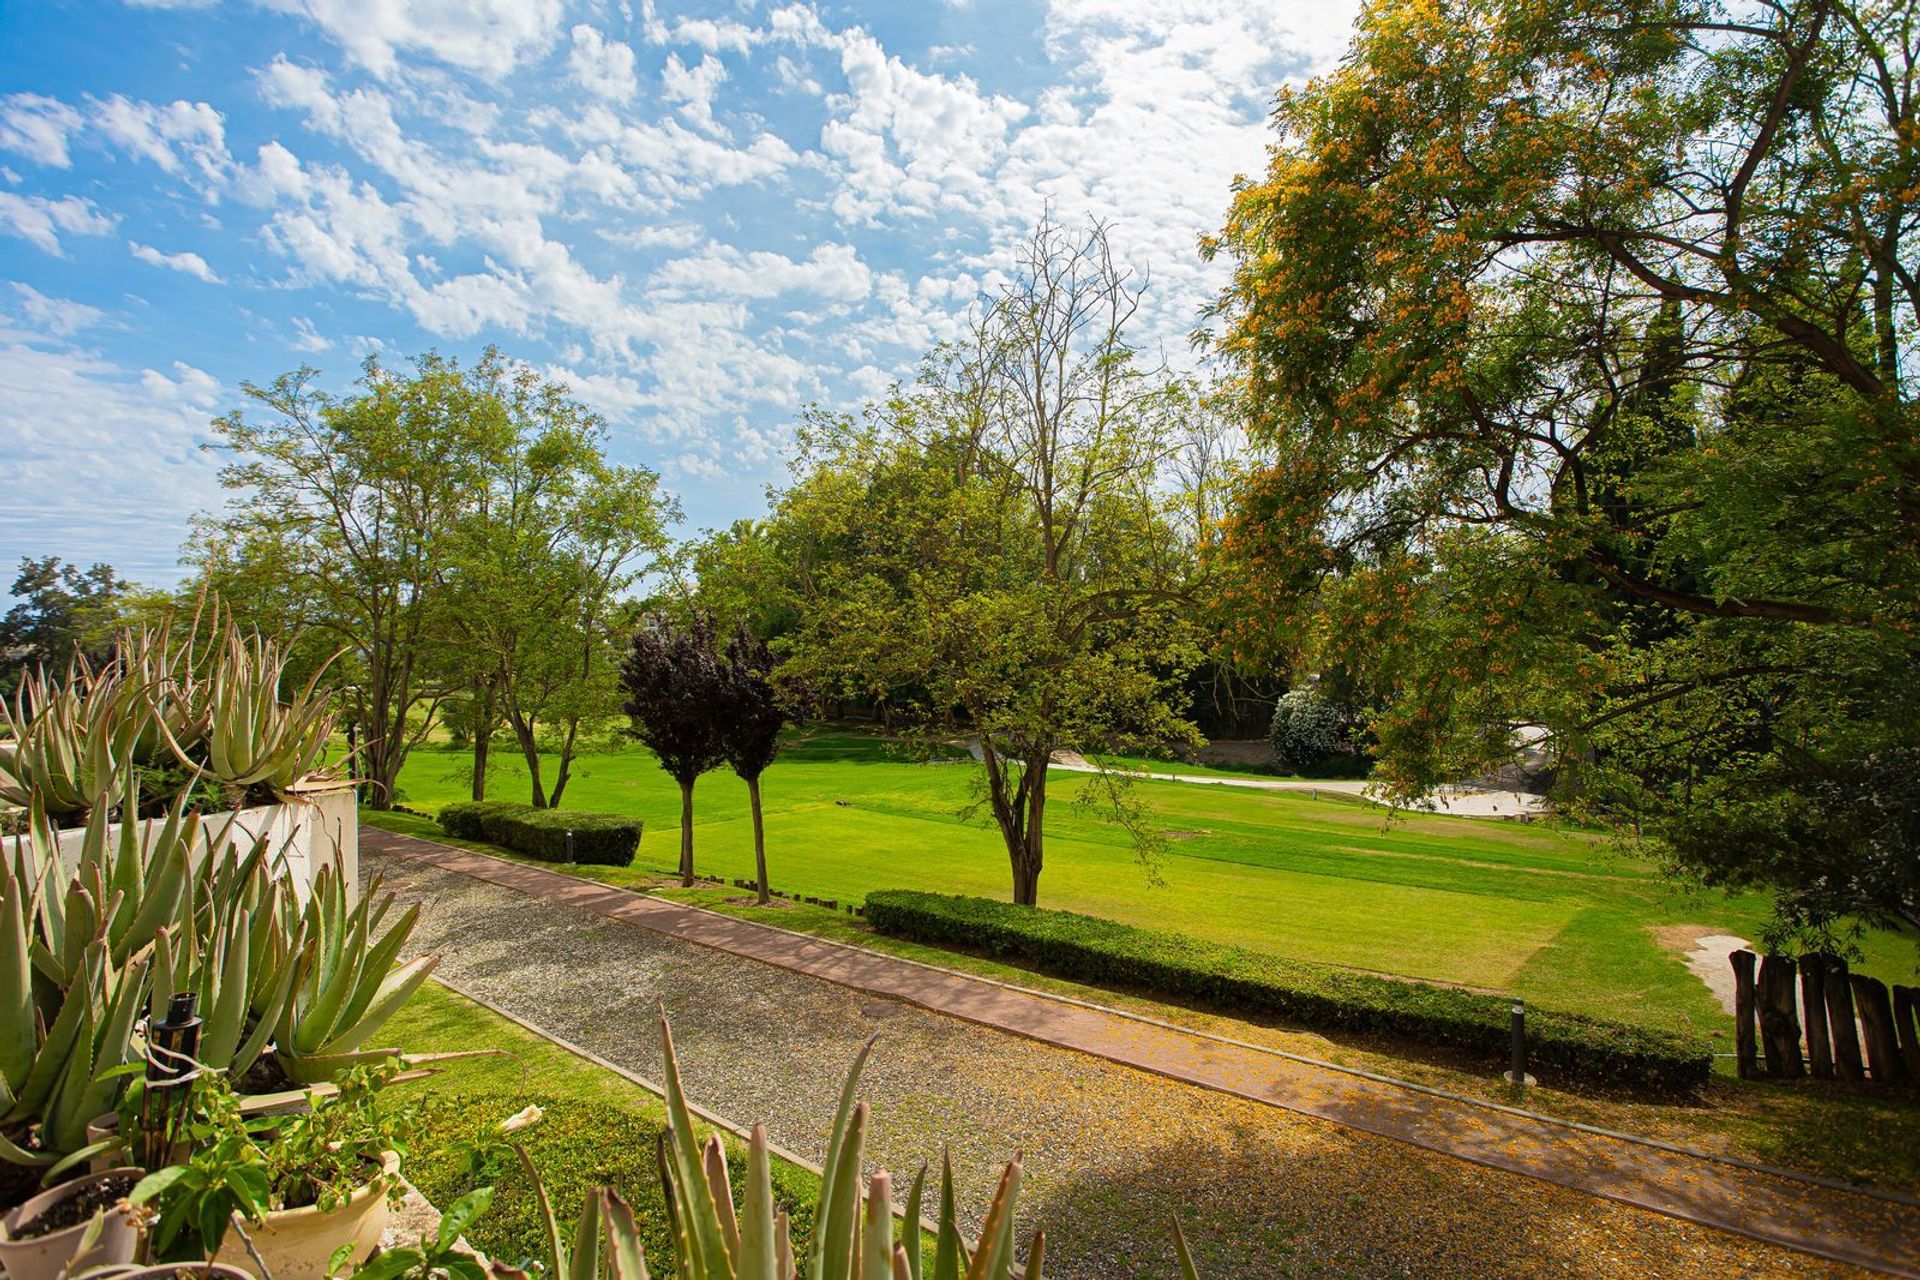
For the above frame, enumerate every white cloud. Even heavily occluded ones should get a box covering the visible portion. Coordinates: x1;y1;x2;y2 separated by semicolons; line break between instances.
820;30;1029;223
9;284;104;336
0;330;226;584
129;240;223;282
0;193;116;256
661;53;728;136
263;0;565;79
290;315;333;351
652;241;871;303
570;26;638;103
89;95;230;190
0;94;83;167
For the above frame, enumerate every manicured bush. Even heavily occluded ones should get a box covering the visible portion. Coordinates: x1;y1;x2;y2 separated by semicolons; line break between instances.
1268;687;1358;773
865;890;1711;1094
438;800;642;866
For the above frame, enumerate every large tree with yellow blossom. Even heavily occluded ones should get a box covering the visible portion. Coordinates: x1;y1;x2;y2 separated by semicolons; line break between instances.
1207;0;1920;943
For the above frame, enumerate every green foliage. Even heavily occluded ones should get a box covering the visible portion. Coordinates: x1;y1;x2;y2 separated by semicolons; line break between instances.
437;801;642;867
865;890;1710;1094
777;218;1208;906
1205;0;1920;941
0;557;130;699
131;1063;411;1260
1265;688;1361;776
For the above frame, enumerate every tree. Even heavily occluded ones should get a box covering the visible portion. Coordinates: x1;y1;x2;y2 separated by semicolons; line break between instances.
718;623;790;905
1205;0;1920;943
444;360;671;807
780;216;1205;906
196;354;508;808
620;613;728;887
0;557;130;695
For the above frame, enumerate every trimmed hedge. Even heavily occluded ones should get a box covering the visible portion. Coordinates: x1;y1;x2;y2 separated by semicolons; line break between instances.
865;890;1711;1094
438;800;642;866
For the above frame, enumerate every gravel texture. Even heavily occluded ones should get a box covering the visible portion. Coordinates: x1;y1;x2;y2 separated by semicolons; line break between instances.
366;848;1865;1280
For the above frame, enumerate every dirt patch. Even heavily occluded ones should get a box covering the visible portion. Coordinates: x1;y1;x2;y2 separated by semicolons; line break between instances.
724;895;794;909
1159;829;1210;840
1195;739;1278;769
1649;925;1751;1017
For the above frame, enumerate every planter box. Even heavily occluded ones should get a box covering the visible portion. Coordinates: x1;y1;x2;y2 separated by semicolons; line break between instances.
49;783;358;905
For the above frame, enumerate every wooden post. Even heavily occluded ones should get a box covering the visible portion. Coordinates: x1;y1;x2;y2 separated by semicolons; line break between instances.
1758;954;1804;1078
1827;958;1866;1081
1895;985;1920;1079
1853;975;1904;1082
1731;949;1759;1079
1800;954;1833;1079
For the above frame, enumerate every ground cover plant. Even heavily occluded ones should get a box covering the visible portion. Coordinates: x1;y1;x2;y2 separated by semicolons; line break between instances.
383;982;822;1269
383;729;1918;1035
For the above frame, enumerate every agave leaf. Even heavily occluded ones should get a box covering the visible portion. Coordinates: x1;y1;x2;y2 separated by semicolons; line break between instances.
738;1125;777;1280
312;953;439;1058
901;1163;926;1280
1023;1232;1044;1280
656;1007;735;1280
810;1035;876;1276
0;864;35;1093
930;1153;965;1280
962;1161;1021;1280
602;1190;654;1280
862;1170;894;1280
816;1102;869;1280
703;1133;741;1264
1171;1218;1201;1280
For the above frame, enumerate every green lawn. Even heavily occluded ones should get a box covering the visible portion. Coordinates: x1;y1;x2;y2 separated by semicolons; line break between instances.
385;981;821;1269
384;730;1916;1036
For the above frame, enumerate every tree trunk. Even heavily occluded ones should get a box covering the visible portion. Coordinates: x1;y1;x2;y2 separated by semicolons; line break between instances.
1731;949;1758;1079
509;710;547;808
1012;764;1046;906
1827;959;1865;1081
678;776;696;887
550;717;580;809
1800;953;1833;1079
471;679;496;802
748;774;769;905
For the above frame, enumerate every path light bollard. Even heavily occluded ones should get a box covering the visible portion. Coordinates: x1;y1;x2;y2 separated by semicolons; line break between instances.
566;829;575;864
1503;997;1534;1087
141;991;203;1170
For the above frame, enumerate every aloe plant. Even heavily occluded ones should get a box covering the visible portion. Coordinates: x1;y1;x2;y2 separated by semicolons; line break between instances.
272;862;439;1085
0;660;146;819
490;1010;1062;1280
184;624;336;793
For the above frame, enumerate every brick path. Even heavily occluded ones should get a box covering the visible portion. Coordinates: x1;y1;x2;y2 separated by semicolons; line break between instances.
366;826;1920;1277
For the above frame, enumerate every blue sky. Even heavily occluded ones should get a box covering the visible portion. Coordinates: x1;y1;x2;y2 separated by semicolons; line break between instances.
0;0;1359;587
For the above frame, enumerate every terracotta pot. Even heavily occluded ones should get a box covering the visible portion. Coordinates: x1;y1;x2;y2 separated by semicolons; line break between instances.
212;1150;399;1280
0;1167;142;1280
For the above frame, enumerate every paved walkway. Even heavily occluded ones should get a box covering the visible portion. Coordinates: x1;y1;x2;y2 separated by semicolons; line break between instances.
976;742;1548;817
366;827;1917;1278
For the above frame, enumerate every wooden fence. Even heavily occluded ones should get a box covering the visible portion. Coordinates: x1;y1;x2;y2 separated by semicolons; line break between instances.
1730;949;1920;1082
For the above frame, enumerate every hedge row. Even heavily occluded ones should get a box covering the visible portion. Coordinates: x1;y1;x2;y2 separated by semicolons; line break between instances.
438;800;642;866
864;890;1711;1094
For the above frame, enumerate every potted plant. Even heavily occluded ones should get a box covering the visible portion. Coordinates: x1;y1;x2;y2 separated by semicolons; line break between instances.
130;1062;413;1280
0;1165;143;1280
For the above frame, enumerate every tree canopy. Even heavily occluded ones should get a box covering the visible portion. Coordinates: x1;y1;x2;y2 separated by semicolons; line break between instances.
776;217;1207;905
1207;0;1920;942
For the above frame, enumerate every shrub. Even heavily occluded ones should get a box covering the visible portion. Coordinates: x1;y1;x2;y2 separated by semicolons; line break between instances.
1267;687;1359;773
864;890;1711;1094
438;800;642;866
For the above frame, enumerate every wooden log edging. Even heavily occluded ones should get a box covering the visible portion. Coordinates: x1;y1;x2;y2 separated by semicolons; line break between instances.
1800;954;1834;1079
1827;958;1866;1082
1732;949;1758;1079
1759;954;1805;1079
1854;975;1905;1083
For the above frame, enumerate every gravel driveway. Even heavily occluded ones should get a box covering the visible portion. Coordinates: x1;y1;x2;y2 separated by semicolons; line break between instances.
366;847;1858;1280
